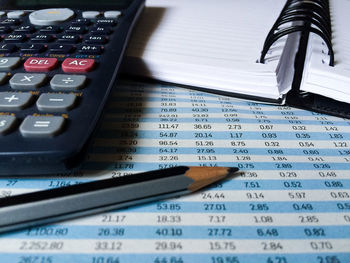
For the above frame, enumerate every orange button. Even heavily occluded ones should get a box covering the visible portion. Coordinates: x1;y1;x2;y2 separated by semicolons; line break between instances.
24;57;58;72
61;58;95;73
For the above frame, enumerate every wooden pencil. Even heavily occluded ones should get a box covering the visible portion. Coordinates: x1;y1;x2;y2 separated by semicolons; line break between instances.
0;166;238;234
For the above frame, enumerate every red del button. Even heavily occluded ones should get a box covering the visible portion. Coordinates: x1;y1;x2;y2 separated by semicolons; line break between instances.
62;58;95;73
24;57;58;72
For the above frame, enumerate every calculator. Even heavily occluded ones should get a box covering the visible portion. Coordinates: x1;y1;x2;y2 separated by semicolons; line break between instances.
0;0;145;176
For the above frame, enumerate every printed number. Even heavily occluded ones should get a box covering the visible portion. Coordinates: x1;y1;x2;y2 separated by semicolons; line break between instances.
299;215;319;223
261;242;283;250
317;256;341;263
310;241;333;250
94;241;122;251
155;241;182;251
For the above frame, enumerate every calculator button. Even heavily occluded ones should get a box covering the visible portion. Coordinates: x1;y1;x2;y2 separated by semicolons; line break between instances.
14;25;35;33
0;92;33;110
65;26;86;34
29;8;74;26
104;11;122;19
50;74;86;90
20;116;65;137
57;34;80;43
4;34;27;43
78;45;103;55
96;19;116;26
0;19;20;25
82;11;100;19
37;93;76;112
0;43;17;53
0;57;21;70
10;73;46;90
0;115;16;135
31;34;55;43
0;26;11;33
49;44;74;54
20;44;45;53
24;57;58;72
0;72;8;84
39;25;61;33
62;58;95;73
90;26;112;35
84;35;107;44
72;19;90;26
7;11;25;19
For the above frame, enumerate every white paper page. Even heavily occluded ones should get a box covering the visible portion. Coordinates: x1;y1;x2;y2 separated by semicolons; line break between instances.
301;0;350;102
124;0;287;99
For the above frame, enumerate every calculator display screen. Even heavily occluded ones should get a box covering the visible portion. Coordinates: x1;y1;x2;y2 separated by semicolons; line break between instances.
1;0;133;9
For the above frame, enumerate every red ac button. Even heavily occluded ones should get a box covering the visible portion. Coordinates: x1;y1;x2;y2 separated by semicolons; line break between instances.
24;57;58;72
62;58;95;73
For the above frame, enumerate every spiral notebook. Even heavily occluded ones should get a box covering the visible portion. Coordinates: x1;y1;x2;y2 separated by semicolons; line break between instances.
124;0;350;118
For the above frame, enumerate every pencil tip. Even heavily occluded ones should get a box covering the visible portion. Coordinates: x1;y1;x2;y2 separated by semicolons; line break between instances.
228;167;239;174
185;166;239;192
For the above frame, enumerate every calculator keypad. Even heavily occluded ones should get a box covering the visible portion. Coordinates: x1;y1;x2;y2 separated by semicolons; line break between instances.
0;92;33;110
4;34;27;43
19;115;65;137
29;8;75;26
7;11;25;19
14;25;35;33
0;8;121;137
50;74;86;90
40;25;61;33
30;34;55;43
49;44;74;54
1;19;20;25
36;93;76;112
10;73;47;90
0;10;116;55
57;35;80;43
62;58;95;73
104;11;122;19
0;57;21;70
82;11;100;19
24;57;58;72
0;115;16;135
20;44;45;53
0;44;16;53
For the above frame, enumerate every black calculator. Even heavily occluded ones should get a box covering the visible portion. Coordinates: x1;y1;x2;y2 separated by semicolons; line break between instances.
0;0;145;176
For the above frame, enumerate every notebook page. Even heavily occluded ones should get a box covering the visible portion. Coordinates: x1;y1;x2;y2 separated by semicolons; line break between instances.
300;0;350;103
124;0;287;100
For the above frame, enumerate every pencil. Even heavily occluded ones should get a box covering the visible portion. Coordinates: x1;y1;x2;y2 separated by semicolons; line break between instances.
0;166;238;234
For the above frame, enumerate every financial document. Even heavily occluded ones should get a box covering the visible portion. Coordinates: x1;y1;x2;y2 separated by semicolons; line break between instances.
0;80;349;263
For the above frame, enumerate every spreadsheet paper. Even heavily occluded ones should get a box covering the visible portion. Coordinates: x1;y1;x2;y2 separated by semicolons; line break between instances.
0;80;349;263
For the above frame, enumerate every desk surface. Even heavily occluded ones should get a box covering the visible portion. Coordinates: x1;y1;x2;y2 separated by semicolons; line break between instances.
0;80;349;263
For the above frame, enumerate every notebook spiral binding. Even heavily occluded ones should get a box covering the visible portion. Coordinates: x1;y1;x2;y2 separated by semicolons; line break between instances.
261;0;350;119
260;0;334;66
